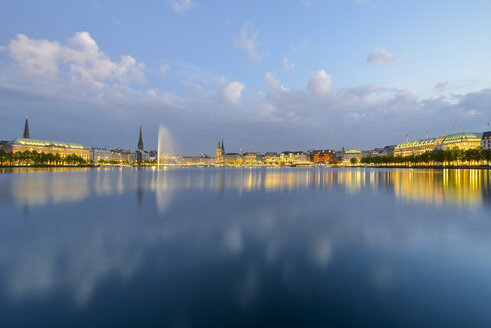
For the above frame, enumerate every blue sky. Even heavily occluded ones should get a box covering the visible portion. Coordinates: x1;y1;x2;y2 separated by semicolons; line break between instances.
1;0;491;154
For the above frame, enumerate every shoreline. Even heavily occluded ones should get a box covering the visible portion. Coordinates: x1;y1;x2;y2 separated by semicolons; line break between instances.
1;164;491;170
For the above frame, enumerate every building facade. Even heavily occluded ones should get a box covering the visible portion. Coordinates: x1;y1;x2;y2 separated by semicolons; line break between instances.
342;150;362;163
4;138;91;161
309;150;336;164
91;147;112;163
395;132;482;156
482;131;491;150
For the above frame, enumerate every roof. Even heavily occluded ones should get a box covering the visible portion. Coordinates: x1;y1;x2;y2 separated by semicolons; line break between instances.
395;138;437;149
443;132;482;143
483;131;491;139
344;150;361;154
7;138;89;150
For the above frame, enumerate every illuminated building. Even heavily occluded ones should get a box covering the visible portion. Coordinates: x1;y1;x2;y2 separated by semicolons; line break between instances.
263;152;281;165
180;155;215;166
1;118;91;161
441;132;482;150
342;150;362;163
280;151;309;165
243;152;263;165
395;132;482;156
216;140;224;164
309;150;336;164
4;138;91;161
481;131;491;150
221;153;242;165
394;138;439;156
91;147;112;163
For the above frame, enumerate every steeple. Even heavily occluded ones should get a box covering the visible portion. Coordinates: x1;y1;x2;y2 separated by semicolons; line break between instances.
138;126;144;150
221;139;225;152
23;116;30;139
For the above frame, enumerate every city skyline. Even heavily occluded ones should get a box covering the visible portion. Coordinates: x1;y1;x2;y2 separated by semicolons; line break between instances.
1;1;491;154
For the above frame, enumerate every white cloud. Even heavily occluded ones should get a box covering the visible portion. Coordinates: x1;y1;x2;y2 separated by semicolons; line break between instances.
223;81;244;104
234;23;262;65
160;64;170;76
169;0;197;13
307;70;332;97
366;47;399;68
283;56;295;70
8;34;62;79
6;32;145;86
264;72;287;92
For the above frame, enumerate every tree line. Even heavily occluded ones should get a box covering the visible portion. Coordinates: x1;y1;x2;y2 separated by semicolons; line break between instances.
360;148;491;165
0;149;88;166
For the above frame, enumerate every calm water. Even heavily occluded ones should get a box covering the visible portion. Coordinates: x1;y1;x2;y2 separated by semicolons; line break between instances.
1;167;491;327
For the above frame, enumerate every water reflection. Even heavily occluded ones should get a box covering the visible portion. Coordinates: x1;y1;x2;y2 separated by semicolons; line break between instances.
2;168;490;209
1;168;491;327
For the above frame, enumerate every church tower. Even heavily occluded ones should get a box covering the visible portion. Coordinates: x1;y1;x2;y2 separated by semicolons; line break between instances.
138;126;144;150
23;116;30;139
216;139;224;164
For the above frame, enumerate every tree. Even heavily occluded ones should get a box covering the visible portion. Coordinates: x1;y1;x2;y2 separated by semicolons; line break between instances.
350;157;358;165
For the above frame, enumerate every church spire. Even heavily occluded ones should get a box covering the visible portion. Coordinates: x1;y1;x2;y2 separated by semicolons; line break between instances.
23;116;30;139
138;126;144;150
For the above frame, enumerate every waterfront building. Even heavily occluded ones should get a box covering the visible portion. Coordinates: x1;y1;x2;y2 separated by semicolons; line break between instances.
482;131;491;150
394;138;439;156
3;138;91;161
91;147;112;163
111;148;136;163
342;150;362;163
221;153;242;165
441;132;482;150
309;150;336;164
395;132;482;156
180;155;215;166
216;140;224;164
280;151;309;165
243;152;263;165
263;152;281;165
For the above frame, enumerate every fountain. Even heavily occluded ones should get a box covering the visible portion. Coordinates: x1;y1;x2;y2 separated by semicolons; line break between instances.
157;124;176;167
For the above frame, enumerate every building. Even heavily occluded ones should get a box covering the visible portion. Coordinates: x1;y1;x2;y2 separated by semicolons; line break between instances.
242;152;263;165
280;151;309;165
482;131;491;150
342;150;362;163
180;155;215;166
394;138;439;156
4;138;91;161
441;132;482;150
309;149;336;164
395;132;482;156
221;153;242;165
263;152;281;165
91;147;112;163
111;148;136;163
216;140;224;164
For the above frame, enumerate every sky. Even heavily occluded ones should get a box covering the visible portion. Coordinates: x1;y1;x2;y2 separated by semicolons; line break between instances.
0;0;491;155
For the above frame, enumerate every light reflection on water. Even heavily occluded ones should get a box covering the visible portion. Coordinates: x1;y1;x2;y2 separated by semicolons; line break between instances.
0;167;491;327
2;167;489;209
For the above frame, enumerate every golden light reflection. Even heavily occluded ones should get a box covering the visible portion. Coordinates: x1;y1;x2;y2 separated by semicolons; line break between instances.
4;167;490;209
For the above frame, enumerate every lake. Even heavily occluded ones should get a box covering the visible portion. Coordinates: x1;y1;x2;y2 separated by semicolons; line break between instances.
1;167;491;327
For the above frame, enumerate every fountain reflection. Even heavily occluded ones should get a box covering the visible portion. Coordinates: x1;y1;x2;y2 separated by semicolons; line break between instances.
1;167;491;327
